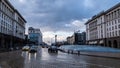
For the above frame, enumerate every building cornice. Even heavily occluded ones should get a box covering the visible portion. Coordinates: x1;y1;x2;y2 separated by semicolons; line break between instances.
85;11;105;25
4;0;27;23
85;2;120;25
105;2;120;14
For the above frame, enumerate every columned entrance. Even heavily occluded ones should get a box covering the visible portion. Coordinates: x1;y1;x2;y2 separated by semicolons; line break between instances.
108;41;112;47
113;40;118;48
0;33;25;51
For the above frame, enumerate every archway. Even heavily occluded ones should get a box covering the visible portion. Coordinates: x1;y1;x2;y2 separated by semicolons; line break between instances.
113;40;118;48
108;41;112;47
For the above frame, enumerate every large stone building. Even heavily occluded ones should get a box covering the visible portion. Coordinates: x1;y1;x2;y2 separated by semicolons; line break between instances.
85;3;120;48
28;27;43;45
0;0;26;49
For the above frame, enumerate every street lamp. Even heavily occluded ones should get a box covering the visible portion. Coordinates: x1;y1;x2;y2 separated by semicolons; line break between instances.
55;35;57;44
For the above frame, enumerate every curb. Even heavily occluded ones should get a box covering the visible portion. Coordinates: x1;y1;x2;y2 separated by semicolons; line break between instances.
80;53;120;59
59;50;120;59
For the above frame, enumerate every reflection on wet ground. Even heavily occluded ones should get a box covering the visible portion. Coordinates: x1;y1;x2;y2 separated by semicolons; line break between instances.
22;48;120;68
0;51;24;68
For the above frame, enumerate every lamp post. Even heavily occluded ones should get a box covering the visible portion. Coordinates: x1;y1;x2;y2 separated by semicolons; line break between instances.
55;35;57;45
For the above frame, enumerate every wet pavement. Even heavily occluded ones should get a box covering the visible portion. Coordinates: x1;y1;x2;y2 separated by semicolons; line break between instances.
0;51;24;68
22;47;120;68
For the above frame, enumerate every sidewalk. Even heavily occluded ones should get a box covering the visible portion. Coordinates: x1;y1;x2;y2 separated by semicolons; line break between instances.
80;52;120;59
60;45;120;59
60;50;120;59
0;48;9;53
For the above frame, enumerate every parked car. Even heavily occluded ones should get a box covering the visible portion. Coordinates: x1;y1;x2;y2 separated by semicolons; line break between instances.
41;45;45;48
22;46;30;51
9;47;14;51
29;46;38;53
48;46;58;53
15;47;19;50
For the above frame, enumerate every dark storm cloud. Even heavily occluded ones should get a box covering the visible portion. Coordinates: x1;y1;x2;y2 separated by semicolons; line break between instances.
10;0;120;32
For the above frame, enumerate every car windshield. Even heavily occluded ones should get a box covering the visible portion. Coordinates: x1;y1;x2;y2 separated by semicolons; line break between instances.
23;46;29;48
0;0;120;68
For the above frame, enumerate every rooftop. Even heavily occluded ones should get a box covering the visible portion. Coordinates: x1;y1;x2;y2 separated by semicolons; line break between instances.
5;0;26;23
85;2;120;25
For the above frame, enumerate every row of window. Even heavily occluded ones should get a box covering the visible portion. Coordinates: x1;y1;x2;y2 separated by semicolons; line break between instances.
106;9;120;22
107;24;120;31
107;30;120;38
0;1;25;39
0;2;14;18
0;20;24;38
0;26;13;35
1;20;13;29
0;2;25;28
89;19;120;29
18;17;25;27
0;12;13;23
98;32;104;38
15;24;25;37
89;29;120;39
89;30;98;40
89;21;97;28
106;19;120;26
29;30;41;34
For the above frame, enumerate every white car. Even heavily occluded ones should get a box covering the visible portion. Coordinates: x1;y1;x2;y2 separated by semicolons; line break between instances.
22;46;30;51
29;46;38;53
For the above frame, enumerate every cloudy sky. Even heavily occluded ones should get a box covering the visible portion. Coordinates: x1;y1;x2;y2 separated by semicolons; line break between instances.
10;0;120;43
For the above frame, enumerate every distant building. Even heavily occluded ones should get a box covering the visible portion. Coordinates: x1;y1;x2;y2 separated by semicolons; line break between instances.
28;27;42;45
67;37;71;45
85;3;120;48
24;34;29;44
74;32;86;45
67;35;75;45
0;0;26;49
67;32;86;45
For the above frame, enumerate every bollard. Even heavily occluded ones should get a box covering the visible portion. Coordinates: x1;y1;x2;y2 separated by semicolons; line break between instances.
71;50;73;54
78;51;80;55
68;50;70;54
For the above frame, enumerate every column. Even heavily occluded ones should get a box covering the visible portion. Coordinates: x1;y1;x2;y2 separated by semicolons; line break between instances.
1;37;4;48
10;38;13;48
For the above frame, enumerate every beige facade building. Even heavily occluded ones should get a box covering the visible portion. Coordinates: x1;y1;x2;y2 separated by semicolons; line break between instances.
86;3;120;48
67;36;75;45
0;0;26;49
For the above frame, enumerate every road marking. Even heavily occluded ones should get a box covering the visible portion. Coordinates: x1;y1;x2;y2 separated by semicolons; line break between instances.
37;59;112;68
52;58;113;68
24;49;116;68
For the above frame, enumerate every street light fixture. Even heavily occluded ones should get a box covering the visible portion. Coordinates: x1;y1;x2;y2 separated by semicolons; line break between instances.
55;35;57;45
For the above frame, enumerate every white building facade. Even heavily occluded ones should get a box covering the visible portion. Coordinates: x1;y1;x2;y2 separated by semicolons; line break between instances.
0;0;26;48
86;3;120;48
